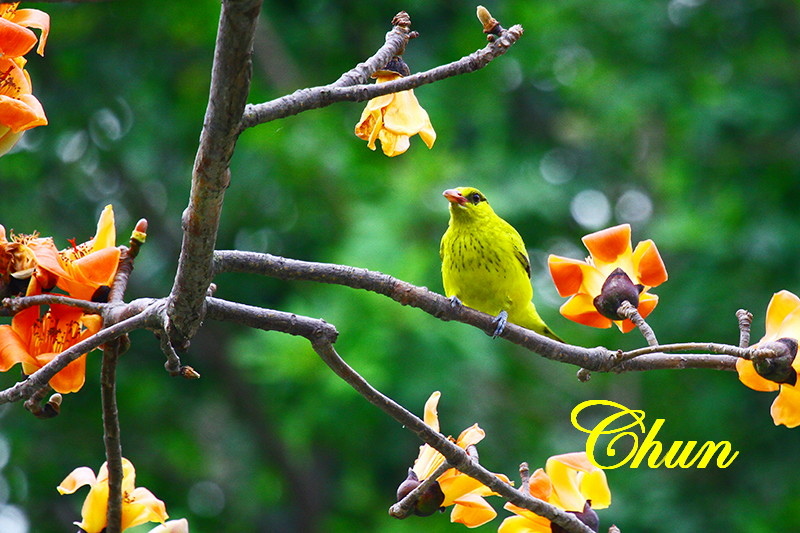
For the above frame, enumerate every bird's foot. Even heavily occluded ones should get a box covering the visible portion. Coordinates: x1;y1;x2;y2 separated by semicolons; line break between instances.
491;310;508;338
448;296;463;309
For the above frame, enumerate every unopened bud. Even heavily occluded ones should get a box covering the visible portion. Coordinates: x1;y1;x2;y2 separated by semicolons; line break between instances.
395;468;445;517
375;56;410;78
552;500;599;533
753;337;798;385
593;268;643;320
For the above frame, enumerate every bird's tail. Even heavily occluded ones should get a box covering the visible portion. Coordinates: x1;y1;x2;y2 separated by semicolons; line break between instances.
520;302;564;343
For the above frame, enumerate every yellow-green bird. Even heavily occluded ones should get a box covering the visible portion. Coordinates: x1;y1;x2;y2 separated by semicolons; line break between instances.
440;186;562;341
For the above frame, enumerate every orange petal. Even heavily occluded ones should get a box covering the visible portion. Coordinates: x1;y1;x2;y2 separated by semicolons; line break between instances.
771;384;800;428
40;352;87;394
0;323;34;370
121;487;169;530
498;514;551;533
560;294;612;329
11;8;50;56
450;493;497;528
763;290;800;340
632;239;668;287
582;224;631;265
455;423;485;449
735;358;779;392
92;205;117;251
546;452;610;512
57;466;98;495
423;391;441;432
548;255;588;297
0;17;37;57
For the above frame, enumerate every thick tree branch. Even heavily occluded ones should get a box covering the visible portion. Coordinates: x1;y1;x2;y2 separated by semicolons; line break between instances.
167;0;263;350
240;23;524;129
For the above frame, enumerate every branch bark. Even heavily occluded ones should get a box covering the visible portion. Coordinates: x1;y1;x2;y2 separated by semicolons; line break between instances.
167;0;263;349
212;250;739;373
240;23;524;129
205;296;593;533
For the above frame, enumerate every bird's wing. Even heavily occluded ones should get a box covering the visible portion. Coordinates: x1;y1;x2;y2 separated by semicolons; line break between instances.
504;222;531;279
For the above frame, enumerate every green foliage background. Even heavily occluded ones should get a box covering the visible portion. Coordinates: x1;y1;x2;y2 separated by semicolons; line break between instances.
2;1;800;531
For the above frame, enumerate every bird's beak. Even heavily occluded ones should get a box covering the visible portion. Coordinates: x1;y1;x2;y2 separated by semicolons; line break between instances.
443;189;467;206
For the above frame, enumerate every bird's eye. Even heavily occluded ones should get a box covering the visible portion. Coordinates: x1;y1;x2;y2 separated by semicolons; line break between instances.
470;193;482;204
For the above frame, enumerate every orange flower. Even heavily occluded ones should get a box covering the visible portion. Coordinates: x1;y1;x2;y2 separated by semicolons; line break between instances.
548;224;667;332
0;205;120;393
0;56;47;155
404;391;510;528
354;70;436;157
736;290;800;428
499;452;611;533
33;204;121;301
0;2;50;58
0;303;100;393
57;458;169;533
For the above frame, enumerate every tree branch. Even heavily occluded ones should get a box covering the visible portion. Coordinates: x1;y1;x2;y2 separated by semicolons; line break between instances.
212;250;739;374
240;22;524;129
101;340;124;533
167;0;263;350
204;296;593;532
0;301;161;404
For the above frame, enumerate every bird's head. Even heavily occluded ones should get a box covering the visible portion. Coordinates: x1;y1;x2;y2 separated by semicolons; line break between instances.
443;187;494;220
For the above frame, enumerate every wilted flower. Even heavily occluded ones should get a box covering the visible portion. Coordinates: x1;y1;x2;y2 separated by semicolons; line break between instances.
499;452;611;533
57;457;169;533
737;290;800;428
354;59;436;157
548;224;667;332
399;391;510;528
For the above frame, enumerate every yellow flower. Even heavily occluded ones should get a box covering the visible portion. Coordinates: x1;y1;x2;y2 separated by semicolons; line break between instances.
0;2;50;58
548;223;667;332
354;71;436;157
736;290;800;428
57;458;169;533
499;452;611;533
406;391;510;528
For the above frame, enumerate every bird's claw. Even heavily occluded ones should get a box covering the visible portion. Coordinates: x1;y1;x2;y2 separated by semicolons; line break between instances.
491;310;508;338
448;296;463;309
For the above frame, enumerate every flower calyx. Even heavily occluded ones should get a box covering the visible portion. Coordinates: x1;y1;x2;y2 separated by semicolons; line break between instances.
592;268;643;321
752;337;798;386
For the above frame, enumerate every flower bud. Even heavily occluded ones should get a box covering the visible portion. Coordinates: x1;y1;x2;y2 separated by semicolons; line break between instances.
753;337;798;385
592;268;643;320
552;500;599;533
375;56;410;78
395;468;445;517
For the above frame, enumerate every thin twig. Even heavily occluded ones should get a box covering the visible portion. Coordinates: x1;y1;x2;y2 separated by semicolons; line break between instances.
101;340;123;533
330;11;413;88
1;294;106;316
737;309;754;348
240;23;524;128
617;301;658;346
388;461;451;519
